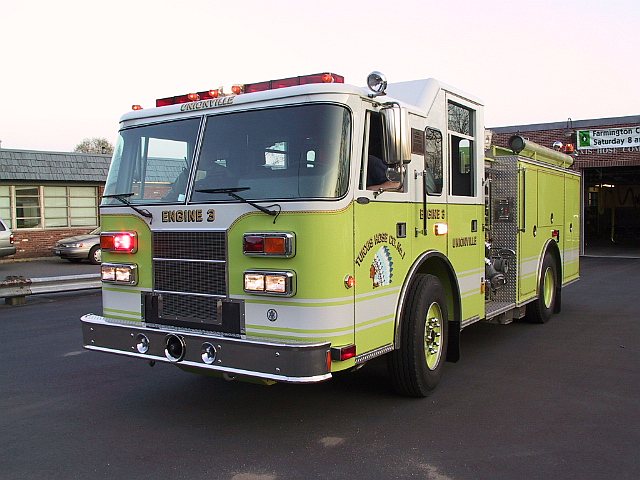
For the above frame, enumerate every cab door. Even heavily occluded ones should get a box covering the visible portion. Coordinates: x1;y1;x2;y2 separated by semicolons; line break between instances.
353;109;410;355
444;96;484;324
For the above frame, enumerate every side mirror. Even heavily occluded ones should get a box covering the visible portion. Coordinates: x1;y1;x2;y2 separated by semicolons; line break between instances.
380;103;411;165
386;165;403;183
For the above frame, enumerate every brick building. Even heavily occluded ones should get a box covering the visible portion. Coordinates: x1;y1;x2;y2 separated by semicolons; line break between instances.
0;148;110;259
491;115;640;256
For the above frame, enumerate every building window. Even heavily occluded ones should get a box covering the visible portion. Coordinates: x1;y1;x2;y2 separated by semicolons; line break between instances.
44;186;68;227
68;186;98;226
16;186;42;229
0;186;11;228
0;185;98;230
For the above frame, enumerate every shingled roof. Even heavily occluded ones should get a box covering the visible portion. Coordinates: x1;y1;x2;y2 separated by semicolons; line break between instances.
0;148;111;182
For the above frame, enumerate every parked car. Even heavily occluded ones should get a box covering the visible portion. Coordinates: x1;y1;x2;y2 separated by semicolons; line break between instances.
0;218;17;258
53;227;101;264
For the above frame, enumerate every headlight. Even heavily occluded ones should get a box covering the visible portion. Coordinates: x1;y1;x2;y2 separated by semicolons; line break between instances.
243;273;265;292
65;242;83;248
101;263;138;285
243;270;295;296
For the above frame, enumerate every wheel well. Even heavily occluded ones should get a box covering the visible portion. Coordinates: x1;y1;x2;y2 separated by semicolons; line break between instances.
415;256;461;326
395;251;462;362
544;240;563;313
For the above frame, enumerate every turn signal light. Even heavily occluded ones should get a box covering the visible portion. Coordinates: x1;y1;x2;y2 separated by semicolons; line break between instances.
101;232;137;253
243;233;295;257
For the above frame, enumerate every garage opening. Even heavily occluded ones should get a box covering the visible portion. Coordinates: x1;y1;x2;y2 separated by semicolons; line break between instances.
584;166;640;257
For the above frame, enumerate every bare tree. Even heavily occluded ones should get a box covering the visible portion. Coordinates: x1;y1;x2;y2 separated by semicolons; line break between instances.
74;137;114;155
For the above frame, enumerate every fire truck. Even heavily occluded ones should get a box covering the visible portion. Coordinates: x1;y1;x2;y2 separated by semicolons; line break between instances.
81;72;580;397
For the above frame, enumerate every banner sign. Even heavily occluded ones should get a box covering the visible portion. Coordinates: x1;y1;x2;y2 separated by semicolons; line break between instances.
577;126;640;150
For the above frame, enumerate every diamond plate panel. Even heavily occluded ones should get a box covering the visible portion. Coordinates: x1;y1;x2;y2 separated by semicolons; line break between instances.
486;156;519;307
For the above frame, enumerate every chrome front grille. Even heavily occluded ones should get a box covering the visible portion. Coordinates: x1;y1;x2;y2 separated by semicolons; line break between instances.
152;231;227;319
154;259;226;295
147;230;244;335
153;231;226;261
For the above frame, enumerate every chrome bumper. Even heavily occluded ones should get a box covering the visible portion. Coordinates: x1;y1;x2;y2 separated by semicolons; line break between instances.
81;314;332;383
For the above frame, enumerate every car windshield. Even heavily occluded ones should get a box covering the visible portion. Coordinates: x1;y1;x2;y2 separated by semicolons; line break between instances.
190;104;351;202
102;104;351;206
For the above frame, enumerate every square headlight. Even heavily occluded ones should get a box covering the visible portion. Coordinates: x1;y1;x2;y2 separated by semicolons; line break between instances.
243;270;295;296
101;263;138;285
244;273;265;292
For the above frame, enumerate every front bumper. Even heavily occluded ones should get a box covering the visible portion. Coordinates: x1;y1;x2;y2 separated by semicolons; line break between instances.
81;314;332;383
53;246;89;259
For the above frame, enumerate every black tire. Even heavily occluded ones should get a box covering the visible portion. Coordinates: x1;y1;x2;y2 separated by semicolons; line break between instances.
526;252;558;324
388;274;449;397
89;246;101;265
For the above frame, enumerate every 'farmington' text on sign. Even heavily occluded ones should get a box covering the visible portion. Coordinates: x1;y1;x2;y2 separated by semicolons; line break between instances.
578;126;640;150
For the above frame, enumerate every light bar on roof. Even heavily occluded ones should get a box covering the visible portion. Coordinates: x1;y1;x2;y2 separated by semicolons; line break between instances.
245;73;344;93
155;72;344;107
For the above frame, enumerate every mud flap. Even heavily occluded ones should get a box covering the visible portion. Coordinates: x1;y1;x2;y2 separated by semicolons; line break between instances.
446;319;460;362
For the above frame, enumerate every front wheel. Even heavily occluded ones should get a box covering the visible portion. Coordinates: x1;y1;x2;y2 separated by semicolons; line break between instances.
89;246;101;265
388;274;449;397
526;252;558;323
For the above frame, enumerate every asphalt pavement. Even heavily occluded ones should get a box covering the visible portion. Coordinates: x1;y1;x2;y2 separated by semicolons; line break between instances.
0;256;99;279
1;256;639;479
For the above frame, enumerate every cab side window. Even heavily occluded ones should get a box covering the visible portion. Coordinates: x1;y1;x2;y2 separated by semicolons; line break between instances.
425;128;443;195
448;102;475;197
363;111;386;189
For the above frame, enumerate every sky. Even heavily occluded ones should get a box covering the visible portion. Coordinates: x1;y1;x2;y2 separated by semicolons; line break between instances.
1;0;638;152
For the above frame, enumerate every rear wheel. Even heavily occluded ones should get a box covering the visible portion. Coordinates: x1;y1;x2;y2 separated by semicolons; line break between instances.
526;252;558;323
388;274;448;397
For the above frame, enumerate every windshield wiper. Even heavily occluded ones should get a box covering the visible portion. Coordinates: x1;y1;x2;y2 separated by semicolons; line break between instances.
195;187;280;219
102;193;153;222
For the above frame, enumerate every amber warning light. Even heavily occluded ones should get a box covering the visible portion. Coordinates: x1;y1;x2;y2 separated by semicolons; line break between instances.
155;73;344;107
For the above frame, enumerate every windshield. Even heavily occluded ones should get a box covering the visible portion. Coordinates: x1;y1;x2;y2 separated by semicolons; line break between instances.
102;104;351;206
102;118;200;205
191;104;351;202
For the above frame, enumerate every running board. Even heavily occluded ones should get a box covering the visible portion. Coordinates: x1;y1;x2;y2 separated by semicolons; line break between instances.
484;302;526;324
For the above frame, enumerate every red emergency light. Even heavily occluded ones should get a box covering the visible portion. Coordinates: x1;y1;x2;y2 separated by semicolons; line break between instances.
101;232;138;253
155;73;344;107
245;73;343;93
